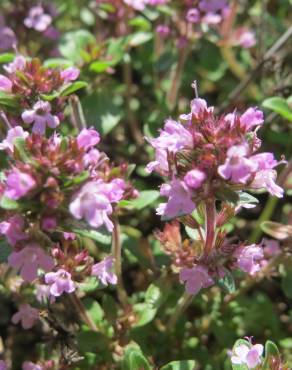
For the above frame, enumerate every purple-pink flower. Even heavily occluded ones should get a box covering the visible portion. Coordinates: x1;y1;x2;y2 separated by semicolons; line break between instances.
77;128;100;150
233;244;264;275
12;304;39;329
231;343;263;369
218;144;257;184
240;107;264;131
184;169;206;189
22;101;59;135
180;265;214;295
69;179;125;231
92;256;117;286
0;126;29;153
186;9;200;23
45;269;75;297
0;75;12;92
24;6;52;32
8;243;54;282
4;55;26;74
0;360;7;370
157;179;196;218
60;67;80;83
4;169;36;200
22;362;43;370
0;215;27;246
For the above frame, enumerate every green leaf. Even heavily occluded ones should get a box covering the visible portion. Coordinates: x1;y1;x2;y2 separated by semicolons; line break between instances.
238;192;258;206
281;266;292;299
0;53;15;64
127;32;152;47
0;91;19;108
161;360;196;370
63;171;89;187
262;97;292;121
215;187;239;204
120;190;159;210
89;60;116;73
185;226;200;241
13;137;31;163
279;337;292;349
121;343;151;370
82;91;122;135
72;227;112;245
79;277;99;293
0;196;19;210
217;269;236;294
40;92;60;101
263;340;280;368
60;81;88;97
0;240;12;263
83;298;104;325
59;30;96;63
77;330;109;353
133;303;157;327
43;58;73;68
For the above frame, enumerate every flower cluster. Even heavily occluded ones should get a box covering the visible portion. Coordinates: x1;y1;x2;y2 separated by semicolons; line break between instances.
150;86;285;295
0;55;81;134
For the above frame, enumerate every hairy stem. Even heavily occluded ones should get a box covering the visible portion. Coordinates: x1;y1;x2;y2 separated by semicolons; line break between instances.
122;61;144;146
220;47;259;99
69;95;86;132
112;217;129;308
166;46;189;111
69;292;98;331
168;292;193;330
205;200;216;256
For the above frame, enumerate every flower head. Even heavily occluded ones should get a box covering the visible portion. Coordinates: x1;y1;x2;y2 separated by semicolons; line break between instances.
22;101;59;135
92;256;117;285
60;67;80;82
4;169;36;200
231;343;263;369
24;6;52;32
77;128;100;150
0;126;29;153
234;244;264;275
45;269;75;297
180;265;214;295
0;215;27;246
8;243;54;282
12;304;39;329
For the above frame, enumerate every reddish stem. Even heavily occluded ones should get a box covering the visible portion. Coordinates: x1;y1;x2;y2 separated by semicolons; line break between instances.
205;200;216;256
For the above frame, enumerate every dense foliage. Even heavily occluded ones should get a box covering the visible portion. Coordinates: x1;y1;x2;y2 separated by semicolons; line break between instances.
0;0;291;369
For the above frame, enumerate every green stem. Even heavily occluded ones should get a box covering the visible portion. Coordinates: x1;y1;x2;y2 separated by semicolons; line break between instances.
69;292;98;331
112;217;129;308
168;292;193;330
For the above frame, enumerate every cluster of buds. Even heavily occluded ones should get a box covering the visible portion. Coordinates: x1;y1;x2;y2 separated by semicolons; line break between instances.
155;0;255;49
0;55;81;134
148;82;285;295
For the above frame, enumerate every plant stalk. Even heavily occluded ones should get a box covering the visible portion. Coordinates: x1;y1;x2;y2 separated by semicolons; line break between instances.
112;217;129;308
205;200;216;256
69;292;98;331
168;292;193;330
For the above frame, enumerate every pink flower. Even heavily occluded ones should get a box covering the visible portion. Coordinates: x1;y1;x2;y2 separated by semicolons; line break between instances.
199;0;227;13
8;244;54;282
22;361;43;370
36;284;55;304
184;169;206;189
262;238;281;258
60;67;80;82
123;0;147;10
157;179;196;218
24;6;52;32
0;26;16;51
231;343;263;369
146;119;193;174
92;256;117;285
0;75;12;92
77;128;100;150
218;144;257;184
240;107;264;131
45;269;75;297
12;304;39;329
0;215;27;246
156;25;170;38
41;216;57;231
0;126;29;152
4;169;36;200
251;169;284;198
146;0;168;4
180;98;213;121
4;55;26;74
236;29;256;48
186;9;200;23
22;101;59;135
233;244;264;275
69;179;125;231
180;265;214;295
0;360;7;370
